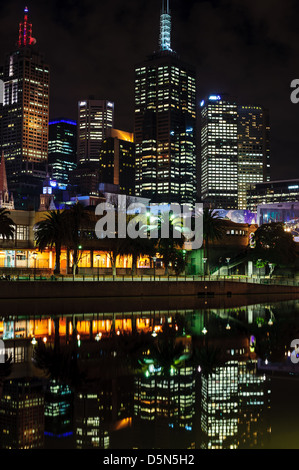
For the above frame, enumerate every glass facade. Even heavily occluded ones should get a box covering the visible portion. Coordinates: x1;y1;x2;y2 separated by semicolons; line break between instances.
48;120;77;185
201;96;270;210
135;56;196;206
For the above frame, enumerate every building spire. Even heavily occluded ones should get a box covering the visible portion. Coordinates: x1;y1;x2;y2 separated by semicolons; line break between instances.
18;6;36;48
160;0;172;52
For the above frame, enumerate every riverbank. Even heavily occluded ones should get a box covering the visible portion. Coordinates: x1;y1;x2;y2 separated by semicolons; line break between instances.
1;279;299;300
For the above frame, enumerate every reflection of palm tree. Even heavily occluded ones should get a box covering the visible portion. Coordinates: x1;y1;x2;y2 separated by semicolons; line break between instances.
191;344;222;377
0;208;15;240
149;324;186;375
33;318;84;390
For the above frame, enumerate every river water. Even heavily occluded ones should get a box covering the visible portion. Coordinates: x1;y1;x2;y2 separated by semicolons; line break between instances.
1;294;299;449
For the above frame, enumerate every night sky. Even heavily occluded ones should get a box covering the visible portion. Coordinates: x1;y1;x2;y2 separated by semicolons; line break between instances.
0;0;299;181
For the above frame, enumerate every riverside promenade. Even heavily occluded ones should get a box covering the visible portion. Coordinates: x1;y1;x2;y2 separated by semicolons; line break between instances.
1;277;299;300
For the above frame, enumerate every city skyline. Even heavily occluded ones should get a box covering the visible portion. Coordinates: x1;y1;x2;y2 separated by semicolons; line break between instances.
0;0;298;182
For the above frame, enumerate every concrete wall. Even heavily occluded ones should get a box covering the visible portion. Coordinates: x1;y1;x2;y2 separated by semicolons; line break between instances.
1;279;299;300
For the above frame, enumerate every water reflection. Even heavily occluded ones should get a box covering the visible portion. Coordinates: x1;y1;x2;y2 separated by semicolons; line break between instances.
1;298;299;449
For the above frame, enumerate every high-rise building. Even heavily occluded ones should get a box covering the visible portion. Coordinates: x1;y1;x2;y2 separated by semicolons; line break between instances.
48;119;77;186
0;7;50;208
134;0;197;206
200;95;239;209
99;128;135;196
237;105;270;209
200;95;270;210
77;100;114;164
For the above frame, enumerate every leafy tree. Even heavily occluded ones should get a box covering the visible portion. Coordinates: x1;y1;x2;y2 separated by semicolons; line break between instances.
251;222;296;268
35;210;67;274
203;209;225;275
155;212;185;275
0;208;15;240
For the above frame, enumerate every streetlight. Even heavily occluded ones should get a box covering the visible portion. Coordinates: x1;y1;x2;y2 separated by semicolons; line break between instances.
203;258;207;277
153;256;157;280
226;258;231;277
32;252;38;280
96;254;101;281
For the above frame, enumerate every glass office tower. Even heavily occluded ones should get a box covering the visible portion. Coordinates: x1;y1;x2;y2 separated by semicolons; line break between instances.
0;7;50;206
134;0;197;206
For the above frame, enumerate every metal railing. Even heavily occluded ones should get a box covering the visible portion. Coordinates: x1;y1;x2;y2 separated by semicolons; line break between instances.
1;273;299;286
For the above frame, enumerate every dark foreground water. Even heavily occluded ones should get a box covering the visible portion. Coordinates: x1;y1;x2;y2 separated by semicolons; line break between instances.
1;295;299;449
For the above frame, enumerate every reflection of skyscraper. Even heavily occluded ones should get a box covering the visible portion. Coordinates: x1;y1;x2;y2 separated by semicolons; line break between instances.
200;360;271;449
0;378;44;449
134;365;195;431
74;377;133;449
134;0;197;206
0;7;50;208
44;380;73;441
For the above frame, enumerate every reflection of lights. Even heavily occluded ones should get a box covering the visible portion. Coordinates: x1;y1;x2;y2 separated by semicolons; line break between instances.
265;359;268;365
202;327;208;335
152;331;157;337
43;337;47;343
95;333;102;341
268;319;273;326
31;337;37;345
226;323;231;330
197;366;202;373
116;330;120;336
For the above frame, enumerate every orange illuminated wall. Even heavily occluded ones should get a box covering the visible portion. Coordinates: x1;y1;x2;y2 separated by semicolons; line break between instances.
22;58;49;163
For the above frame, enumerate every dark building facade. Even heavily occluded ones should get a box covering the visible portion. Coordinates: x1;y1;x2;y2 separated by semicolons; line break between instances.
134;0;197;206
247;179;299;212
48;120;77;186
99;128;135;196
0;378;44;449
0;7;50;209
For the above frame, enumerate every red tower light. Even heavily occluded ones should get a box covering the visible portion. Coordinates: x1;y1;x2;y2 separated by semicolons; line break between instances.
18;6;36;48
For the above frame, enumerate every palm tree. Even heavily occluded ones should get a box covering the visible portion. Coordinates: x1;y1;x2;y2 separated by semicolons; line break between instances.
0;208;15;240
155;212;185;275
121;236;156;276
35;210;67;275
203;208;225;275
64;203;92;275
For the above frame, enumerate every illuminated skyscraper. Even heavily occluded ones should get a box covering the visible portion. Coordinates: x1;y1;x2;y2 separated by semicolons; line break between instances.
77;100;114;164
200;95;270;210
200;95;239;209
48;120;77;185
99;128;135;196
0;7;50;207
134;0;197;206
237;105;270;209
